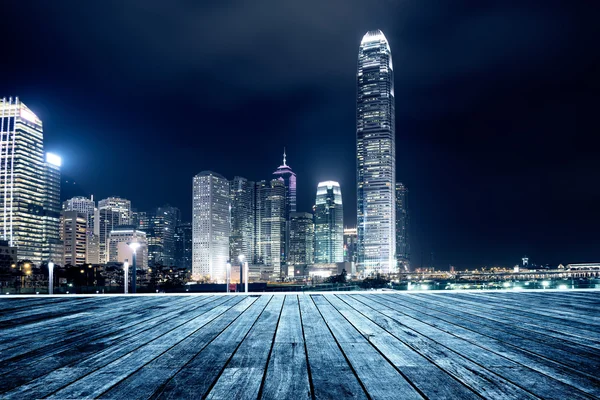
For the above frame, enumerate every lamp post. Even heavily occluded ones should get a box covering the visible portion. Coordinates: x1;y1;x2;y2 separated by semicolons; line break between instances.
48;261;54;295
226;262;231;293
238;254;245;293
128;242;141;294
123;261;129;294
245;261;249;293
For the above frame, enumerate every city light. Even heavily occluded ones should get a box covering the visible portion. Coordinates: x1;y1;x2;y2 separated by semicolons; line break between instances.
558;284;568;290
45;152;62;167
542;281;550;288
503;282;511;288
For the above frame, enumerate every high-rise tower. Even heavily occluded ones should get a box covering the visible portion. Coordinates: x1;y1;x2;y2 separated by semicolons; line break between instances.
192;171;230;281
356;30;396;273
272;149;296;219
314;181;344;263
395;182;410;271
0;97;55;265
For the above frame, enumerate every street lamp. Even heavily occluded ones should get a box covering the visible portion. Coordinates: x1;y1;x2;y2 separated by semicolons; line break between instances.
226;262;231;293
238;254;245;293
128;242;141;294
48;261;54;295
123;261;129;294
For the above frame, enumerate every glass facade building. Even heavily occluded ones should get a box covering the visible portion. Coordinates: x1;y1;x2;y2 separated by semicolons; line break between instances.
314;181;344;263
192;171;230;282
254;179;286;279
42;153;62;263
229;176;254;264
175;221;192;270
395;182;410;271
289;212;314;267
0;97;49;265
356;30;396;273
145;205;180;266
98;196;132;263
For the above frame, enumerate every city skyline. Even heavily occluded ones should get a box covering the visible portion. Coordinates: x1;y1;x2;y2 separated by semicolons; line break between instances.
0;1;595;270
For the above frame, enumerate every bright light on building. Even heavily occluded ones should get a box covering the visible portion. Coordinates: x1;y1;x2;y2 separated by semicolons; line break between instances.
558;284;568;290
46;152;62;167
20;108;38;123
542;281;550;287
503;282;511;288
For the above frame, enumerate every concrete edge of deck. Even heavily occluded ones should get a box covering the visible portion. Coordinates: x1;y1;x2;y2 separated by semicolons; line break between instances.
1;287;599;298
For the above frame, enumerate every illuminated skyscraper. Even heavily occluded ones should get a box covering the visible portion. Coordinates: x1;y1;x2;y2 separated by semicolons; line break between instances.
289;212;314;267
0;97;60;265
396;182;410;271
314;181;343;263
356;30;396;273
42;153;62;263
230;176;254;264
254;179;286;279
192;171;230;281
145;205;180;266
60;210;87;266
175;222;192;270
98;196;131;263
272;149;296;218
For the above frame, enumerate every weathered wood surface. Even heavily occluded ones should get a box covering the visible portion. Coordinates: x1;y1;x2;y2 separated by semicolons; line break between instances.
0;291;599;399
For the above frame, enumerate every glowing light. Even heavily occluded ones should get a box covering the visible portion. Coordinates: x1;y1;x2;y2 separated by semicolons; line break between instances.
129;242;141;251
20;108;38;123
238;254;245;263
503;282;511;288
421;285;429;290
512;286;522;291
541;281;550;287
46;153;62;167
558;284;568;290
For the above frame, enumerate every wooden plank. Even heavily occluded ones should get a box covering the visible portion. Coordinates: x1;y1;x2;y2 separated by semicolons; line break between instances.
205;296;285;400
347;294;540;399
297;294;367;399
0;296;204;393
311;294;423;399
326;294;479;399
366;294;600;398
406;293;600;367
46;296;256;399
101;295;272;399
259;295;311;400
1;296;241;399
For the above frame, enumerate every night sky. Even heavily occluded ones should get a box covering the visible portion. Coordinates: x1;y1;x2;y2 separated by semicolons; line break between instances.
1;1;597;270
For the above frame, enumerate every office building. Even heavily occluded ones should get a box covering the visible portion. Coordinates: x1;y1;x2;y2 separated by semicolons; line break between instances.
314;181;343;263
192;171;230;281
343;227;358;264
254;179;286;279
60;210;87;266
272;149;296;218
396;182;410;271
108;226;148;269
63;195;98;264
42;153;63;263
175;222;192;270
98;196;131;263
145;205;180;266
0;97;48;265
356;30;396;273
230;176;254;264
289;212;314;267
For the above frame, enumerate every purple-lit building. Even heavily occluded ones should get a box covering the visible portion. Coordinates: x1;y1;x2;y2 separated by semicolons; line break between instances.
272;149;296;270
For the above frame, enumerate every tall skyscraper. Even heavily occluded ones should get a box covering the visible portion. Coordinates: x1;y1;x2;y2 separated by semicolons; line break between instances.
289;212;314;267
145;205;180;266
63;195;98;264
98;196;132;264
192;171;230;281
272;149;296;218
253;179;286;278
0;97;53;265
395;182;410;271
356;30;396;273
60;210;87;266
42;153;63;263
175;222;192;270
343;227;358;264
314;181;344;263
272;149;296;268
230;176;254;264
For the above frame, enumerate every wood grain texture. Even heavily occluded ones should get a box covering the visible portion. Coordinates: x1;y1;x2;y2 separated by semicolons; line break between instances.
0;290;598;400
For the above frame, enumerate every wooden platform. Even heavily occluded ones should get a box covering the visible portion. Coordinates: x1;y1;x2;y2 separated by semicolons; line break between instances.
0;291;599;399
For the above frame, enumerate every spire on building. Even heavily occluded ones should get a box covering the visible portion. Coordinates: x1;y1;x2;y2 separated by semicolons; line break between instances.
283;147;287;167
